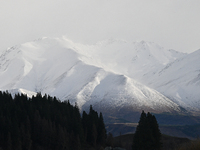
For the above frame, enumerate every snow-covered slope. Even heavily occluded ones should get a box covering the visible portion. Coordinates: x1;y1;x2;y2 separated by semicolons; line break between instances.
0;37;198;115
146;49;200;109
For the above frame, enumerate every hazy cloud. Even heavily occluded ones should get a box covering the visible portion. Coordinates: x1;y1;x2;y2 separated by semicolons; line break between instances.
0;0;200;53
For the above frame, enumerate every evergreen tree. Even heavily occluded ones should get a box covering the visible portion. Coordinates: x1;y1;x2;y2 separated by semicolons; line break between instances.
147;113;162;149
82;105;107;148
6;132;12;150
97;112;107;146
132;111;162;150
106;132;114;147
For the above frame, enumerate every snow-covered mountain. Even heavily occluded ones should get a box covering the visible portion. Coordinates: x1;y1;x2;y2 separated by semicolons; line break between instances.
0;37;199;116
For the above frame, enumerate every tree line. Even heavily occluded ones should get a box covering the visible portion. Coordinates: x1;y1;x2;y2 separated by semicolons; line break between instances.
0;91;106;150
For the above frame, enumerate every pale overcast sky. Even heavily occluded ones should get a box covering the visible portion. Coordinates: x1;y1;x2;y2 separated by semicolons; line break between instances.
0;0;200;53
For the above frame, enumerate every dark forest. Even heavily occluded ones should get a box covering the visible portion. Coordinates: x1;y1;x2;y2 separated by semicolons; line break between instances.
0;91;106;150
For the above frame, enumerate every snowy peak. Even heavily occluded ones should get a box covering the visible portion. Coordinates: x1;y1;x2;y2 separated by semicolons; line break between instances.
80;72;181;113
0;38;85;92
132;40;186;65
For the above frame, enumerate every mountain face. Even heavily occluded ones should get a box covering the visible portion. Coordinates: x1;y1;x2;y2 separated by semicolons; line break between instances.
0;37;199;118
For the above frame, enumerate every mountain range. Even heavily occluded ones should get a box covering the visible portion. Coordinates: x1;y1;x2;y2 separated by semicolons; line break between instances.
0;37;199;121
